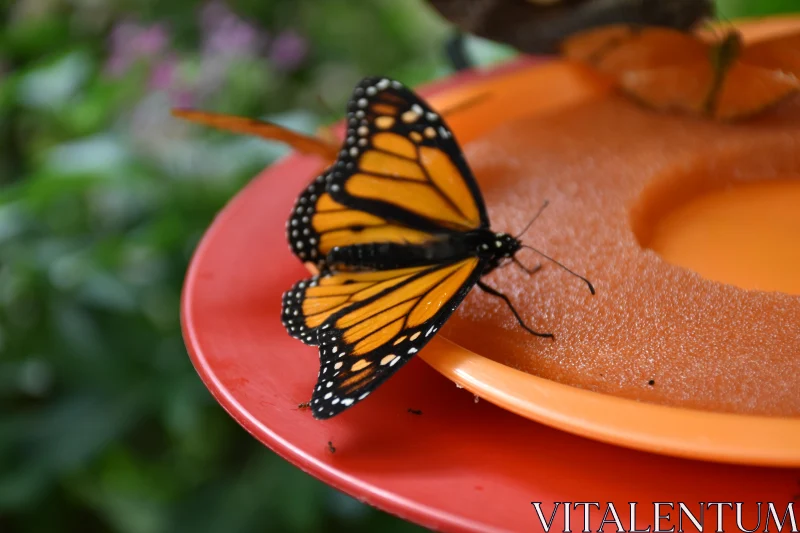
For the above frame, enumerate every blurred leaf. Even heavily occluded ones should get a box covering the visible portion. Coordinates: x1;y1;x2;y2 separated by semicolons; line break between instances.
45;133;132;176
1;16;72;61
17;51;92;111
717;0;800;18
0;392;146;511
462;35;518;69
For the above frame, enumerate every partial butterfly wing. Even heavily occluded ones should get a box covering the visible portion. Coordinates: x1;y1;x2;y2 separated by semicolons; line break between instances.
599;29;800;120
561;25;708;75
283;258;484;419
712;31;800;120
739;31;800;78
562;26;717;115
710;66;799;120
427;0;713;54
171;109;339;160
562;26;800;120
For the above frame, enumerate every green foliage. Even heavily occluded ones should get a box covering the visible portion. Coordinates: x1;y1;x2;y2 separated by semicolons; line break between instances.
1;0;797;531
0;0;451;531
717;0;800;19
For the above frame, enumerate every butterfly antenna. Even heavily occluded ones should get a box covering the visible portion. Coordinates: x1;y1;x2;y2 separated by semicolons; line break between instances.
520;245;595;295
515;200;550;239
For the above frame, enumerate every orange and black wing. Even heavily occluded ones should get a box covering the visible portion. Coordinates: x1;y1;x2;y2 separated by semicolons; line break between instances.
282;257;484;418
286;168;438;272
325;77;489;234
286;76;490;270
282;264;433;345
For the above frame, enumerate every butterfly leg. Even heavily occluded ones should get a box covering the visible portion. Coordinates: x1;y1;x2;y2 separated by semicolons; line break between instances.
476;281;554;339
512;257;542;276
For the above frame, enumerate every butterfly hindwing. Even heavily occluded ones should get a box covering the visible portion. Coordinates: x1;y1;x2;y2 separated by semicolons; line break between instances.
286;174;329;270
326;77;490;234
308;257;484;419
281;265;438;346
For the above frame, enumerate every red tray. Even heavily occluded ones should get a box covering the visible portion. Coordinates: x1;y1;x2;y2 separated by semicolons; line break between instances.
181;148;800;532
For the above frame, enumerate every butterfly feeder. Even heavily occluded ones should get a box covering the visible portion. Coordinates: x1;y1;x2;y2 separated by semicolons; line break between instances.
181;15;800;533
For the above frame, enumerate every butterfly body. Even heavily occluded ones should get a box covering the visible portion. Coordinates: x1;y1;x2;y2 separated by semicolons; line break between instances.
325;230;520;272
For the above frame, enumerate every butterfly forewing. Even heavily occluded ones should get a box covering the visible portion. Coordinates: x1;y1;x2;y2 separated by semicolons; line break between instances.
326;77;490;233
308;257;484;419
286;169;436;271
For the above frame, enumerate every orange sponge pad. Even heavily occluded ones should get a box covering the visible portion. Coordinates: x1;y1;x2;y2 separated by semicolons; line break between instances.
441;94;800;417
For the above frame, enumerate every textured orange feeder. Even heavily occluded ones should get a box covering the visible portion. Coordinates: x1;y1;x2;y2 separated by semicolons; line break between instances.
402;17;800;464
177;17;800;465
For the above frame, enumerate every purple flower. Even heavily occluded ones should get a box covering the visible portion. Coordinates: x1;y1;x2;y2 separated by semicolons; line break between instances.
169;89;195;108
269;29;308;72
199;1;232;33
131;24;169;56
148;55;178;91
200;1;267;58
105;21;169;77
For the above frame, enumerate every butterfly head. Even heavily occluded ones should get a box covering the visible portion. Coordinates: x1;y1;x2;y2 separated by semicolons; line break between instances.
482;232;521;259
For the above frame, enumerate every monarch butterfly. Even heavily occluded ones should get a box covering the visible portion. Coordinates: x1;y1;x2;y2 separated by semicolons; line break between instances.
561;24;800;120
428;0;714;68
279;77;594;419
